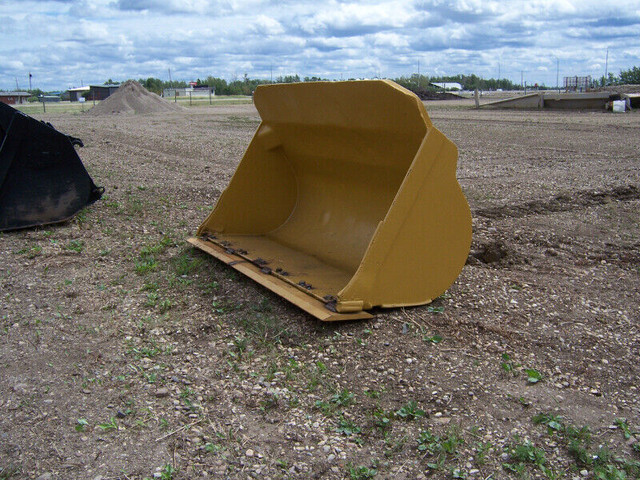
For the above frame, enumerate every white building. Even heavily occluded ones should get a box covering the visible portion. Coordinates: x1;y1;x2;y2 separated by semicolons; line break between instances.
68;86;90;102
163;86;214;98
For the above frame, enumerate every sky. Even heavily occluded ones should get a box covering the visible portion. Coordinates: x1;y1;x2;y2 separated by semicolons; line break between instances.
1;0;639;91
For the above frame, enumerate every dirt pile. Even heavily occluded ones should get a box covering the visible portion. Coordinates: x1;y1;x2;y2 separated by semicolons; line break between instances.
602;84;640;94
88;80;185;115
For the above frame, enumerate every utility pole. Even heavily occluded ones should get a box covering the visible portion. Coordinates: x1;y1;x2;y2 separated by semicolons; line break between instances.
29;72;32;90
168;68;172;86
604;48;609;85
556;58;559;92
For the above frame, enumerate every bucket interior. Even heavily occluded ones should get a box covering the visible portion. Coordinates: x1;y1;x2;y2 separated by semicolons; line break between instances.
199;82;429;298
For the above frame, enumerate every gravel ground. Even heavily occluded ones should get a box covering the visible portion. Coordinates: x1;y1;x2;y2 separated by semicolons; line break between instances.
1;100;639;480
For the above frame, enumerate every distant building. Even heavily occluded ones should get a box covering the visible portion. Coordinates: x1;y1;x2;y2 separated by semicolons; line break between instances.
163;86;214;98
564;76;591;92
39;94;61;103
88;84;120;101
68;86;90;102
431;82;463;91
0;91;31;105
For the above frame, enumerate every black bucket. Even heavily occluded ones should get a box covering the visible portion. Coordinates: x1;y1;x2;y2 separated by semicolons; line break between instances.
0;102;103;231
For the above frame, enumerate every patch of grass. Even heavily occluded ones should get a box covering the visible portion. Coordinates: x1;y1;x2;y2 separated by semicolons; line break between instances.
172;250;204;276
613;417;637;441
17;245;42;259
158;298;175;313
502;437;551;477
127;340;170;359
0;464;22;479
142;282;158;292
315;389;355;416
233;310;291;347
259;393;279;413
135;236;176;275
417;426;465;472
331;389;355;407
532;412;639;478
364;388;382;399
474;441;493;465
135;256;158;274
426;306;445;313
200;280;219;293
145;292;159;307
141;236;176;257
306;360;327;391
125;194;144;216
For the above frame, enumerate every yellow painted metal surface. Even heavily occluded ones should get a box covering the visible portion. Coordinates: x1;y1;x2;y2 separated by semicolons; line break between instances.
191;80;471;320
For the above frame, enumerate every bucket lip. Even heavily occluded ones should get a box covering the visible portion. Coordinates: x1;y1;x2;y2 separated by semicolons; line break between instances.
187;236;374;322
254;79;432;130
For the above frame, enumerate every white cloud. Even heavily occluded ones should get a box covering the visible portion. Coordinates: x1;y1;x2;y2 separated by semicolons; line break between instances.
252;15;285;35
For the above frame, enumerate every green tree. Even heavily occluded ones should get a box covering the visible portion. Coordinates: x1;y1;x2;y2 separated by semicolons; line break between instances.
619;66;640;84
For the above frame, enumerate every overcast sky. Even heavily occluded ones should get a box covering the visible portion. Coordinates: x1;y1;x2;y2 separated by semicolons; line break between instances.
2;0;639;91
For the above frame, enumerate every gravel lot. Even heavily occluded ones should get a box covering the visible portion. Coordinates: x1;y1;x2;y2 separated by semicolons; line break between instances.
1;99;639;480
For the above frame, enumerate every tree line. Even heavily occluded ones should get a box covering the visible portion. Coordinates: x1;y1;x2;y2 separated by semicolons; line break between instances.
137;73;523;95
135;65;640;95
5;66;639;97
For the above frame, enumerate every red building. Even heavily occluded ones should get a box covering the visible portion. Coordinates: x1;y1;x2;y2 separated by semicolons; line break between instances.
0;92;31;105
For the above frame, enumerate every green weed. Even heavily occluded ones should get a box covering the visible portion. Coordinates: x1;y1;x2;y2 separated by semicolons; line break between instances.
336;417;361;436
159;463;176;480
525;368;543;384
75;418;89;432
501;353;519;375
371;407;394;431
347;464;377;480
395;400;425;420
424;334;443;344
97;417;118;431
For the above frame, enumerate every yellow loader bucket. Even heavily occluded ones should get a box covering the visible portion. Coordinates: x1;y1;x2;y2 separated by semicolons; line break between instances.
189;80;471;321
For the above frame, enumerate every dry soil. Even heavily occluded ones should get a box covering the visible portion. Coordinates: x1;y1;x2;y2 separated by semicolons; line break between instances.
1;100;639;480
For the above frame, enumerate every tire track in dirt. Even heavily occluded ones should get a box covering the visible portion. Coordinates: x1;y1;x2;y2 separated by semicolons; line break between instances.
474;184;639;219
